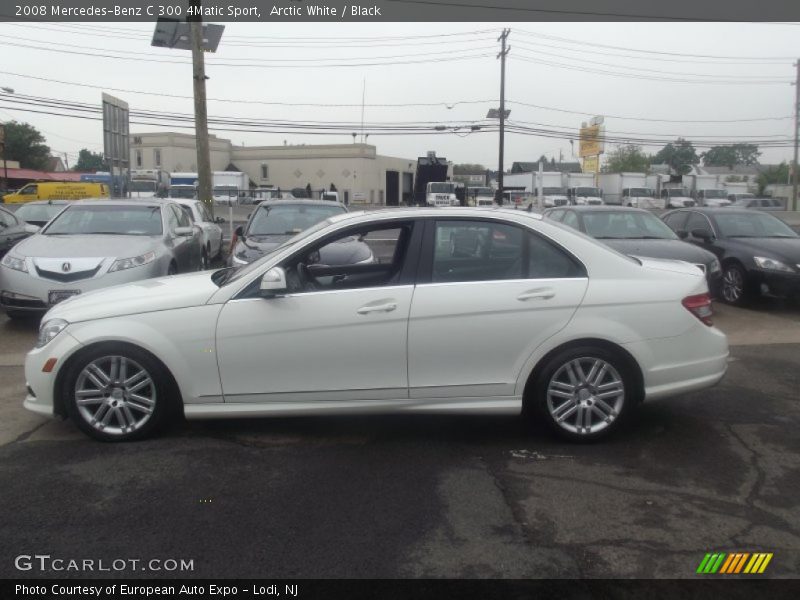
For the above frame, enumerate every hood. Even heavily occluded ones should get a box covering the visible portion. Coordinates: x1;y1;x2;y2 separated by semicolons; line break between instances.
602;239;716;265
727;237;800;263
232;233;292;263
45;271;220;323
14;234;160;259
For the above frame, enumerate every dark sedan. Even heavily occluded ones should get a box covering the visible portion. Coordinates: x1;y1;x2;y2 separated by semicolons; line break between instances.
0;206;40;258
229;199;374;267
544;206;722;294
661;208;800;305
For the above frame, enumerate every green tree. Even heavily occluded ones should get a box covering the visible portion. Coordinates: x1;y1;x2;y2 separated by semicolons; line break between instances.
756;162;790;194
73;148;107;172
2;121;50;170
702;144;761;168
602;144;650;173
653;138;700;175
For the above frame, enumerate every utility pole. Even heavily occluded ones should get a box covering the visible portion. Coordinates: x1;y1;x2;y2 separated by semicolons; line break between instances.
190;0;213;216
496;28;510;206
792;59;799;212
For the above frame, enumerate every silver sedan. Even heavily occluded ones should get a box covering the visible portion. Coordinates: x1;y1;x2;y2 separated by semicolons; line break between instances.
0;199;203;319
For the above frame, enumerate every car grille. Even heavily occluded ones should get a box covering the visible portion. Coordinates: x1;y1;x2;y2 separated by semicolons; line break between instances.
35;265;101;283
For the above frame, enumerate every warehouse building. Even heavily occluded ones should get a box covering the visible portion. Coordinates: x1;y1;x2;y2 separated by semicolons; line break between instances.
130;132;424;205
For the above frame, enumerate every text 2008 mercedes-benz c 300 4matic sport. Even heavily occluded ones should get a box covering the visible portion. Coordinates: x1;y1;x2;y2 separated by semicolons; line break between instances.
22;208;729;442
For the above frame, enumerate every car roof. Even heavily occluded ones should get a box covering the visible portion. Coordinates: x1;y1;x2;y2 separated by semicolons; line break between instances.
546;205;649;213
256;199;347;208
14;199;70;206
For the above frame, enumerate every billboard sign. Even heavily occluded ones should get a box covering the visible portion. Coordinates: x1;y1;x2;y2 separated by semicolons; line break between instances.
579;122;604;158
102;93;129;197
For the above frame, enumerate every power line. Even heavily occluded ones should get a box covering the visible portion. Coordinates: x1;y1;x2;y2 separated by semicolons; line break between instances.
514;29;799;60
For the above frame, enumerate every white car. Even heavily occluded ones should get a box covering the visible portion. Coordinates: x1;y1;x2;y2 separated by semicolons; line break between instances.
173;199;225;265
23;208;729;442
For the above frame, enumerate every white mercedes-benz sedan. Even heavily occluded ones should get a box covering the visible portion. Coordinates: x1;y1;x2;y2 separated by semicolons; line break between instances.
22;208;729;442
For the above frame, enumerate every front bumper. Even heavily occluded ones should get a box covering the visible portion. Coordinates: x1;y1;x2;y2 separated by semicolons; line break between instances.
0;261;164;313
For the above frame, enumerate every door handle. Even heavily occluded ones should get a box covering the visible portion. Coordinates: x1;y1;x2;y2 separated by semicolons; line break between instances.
517;288;555;301
357;302;397;314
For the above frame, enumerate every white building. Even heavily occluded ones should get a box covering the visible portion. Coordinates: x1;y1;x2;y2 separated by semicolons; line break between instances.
130;132;423;205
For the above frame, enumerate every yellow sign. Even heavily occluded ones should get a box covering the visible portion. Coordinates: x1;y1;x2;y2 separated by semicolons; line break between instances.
579;124;604;158
582;156;600;174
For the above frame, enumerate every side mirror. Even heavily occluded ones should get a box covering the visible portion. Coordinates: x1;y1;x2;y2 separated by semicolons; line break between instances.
174;226;194;237
676;230;689;239
259;267;287;297
691;228;712;242
24;224;41;234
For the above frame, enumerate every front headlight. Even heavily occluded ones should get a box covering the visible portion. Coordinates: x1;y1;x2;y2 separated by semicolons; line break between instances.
36;318;68;348
108;251;156;273
1;254;28;273
753;256;794;273
708;258;721;273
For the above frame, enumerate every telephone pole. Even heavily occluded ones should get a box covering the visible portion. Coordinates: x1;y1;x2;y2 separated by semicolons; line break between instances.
496;29;510;206
190;1;213;215
792;59;799;211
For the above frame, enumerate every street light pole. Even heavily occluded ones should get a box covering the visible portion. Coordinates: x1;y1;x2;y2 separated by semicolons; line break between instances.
496;29;510;206
190;3;213;217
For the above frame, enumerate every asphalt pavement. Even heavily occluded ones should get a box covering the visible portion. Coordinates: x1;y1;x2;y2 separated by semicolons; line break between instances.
0;300;799;579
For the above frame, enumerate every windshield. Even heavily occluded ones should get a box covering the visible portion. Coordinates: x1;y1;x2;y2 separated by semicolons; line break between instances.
169;187;195;199
703;189;727;199
428;183;455;194
130;180;157;192
542;187;566;195
14;203;65;223
44;205;163;236
219;217;337;286
715;213;797;238
628;188;654;197
574;187;600;197
247;204;346;236
583;211;677;240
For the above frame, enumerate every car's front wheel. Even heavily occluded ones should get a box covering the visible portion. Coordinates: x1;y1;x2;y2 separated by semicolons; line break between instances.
532;346;636;441
62;345;174;442
721;263;751;306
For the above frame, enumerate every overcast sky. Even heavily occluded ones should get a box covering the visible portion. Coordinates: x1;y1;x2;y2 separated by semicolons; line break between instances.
0;21;797;170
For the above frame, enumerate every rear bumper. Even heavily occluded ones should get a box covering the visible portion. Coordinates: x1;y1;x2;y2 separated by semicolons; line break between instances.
623;325;729;401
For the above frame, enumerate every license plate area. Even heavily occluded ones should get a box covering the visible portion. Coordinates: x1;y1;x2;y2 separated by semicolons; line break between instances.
48;290;81;305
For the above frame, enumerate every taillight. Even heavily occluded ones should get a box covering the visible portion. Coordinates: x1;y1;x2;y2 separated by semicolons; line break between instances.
682;293;713;326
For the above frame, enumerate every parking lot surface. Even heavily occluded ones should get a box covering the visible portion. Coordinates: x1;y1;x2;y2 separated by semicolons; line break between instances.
1;299;799;579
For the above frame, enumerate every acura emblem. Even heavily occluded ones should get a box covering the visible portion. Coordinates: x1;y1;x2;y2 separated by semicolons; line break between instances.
61;262;71;273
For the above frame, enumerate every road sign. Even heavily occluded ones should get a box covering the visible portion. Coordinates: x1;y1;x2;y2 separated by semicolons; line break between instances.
579;124;604;158
583;156;600;173
102;93;129;198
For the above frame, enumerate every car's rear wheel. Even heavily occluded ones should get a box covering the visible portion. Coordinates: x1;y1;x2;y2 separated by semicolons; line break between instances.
63;346;173;442
532;346;635;442
721;263;751;306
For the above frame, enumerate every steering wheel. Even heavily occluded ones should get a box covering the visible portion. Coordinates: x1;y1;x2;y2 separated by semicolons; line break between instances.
296;262;319;291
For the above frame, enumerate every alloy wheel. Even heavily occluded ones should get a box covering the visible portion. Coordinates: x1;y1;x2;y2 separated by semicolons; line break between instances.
546;357;625;436
722;267;743;303
74;356;156;436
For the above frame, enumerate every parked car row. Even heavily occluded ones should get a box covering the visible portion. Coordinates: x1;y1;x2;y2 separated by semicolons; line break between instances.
543;205;800;306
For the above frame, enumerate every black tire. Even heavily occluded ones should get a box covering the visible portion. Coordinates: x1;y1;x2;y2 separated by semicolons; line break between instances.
530;345;638;442
167;261;178;276
721;262;752;306
62;344;177;442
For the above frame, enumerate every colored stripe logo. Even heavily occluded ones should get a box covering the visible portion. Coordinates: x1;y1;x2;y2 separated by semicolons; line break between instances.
697;552;773;574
